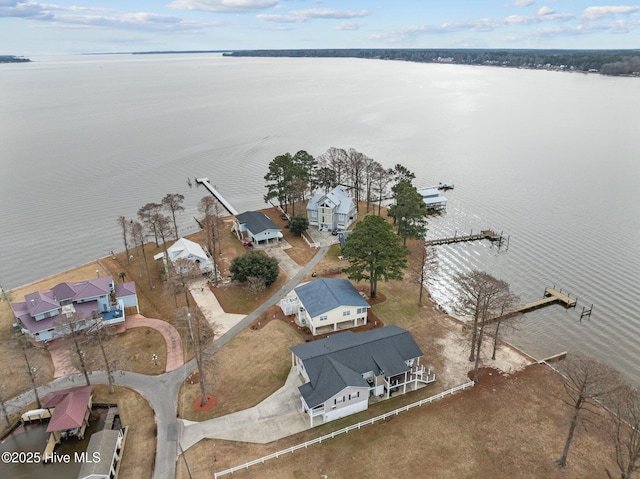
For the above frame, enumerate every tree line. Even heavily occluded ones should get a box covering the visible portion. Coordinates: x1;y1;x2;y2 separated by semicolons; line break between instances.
225;49;640;76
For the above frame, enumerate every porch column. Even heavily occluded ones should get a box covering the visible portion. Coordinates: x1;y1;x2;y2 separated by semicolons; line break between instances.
403;372;408;394
353;318;357;327
333;323;337;331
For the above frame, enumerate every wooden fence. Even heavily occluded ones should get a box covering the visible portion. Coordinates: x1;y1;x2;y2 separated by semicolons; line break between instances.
213;381;475;478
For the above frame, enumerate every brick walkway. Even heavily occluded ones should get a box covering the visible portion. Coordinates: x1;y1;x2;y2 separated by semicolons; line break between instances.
126;314;184;371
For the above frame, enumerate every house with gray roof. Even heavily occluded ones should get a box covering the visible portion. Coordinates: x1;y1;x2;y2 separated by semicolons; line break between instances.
233;211;282;245
11;276;138;343
292;278;370;335
290;325;435;426
307;185;356;232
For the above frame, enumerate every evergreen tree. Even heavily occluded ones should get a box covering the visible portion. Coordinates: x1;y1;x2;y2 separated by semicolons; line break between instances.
341;215;408;298
230;250;279;287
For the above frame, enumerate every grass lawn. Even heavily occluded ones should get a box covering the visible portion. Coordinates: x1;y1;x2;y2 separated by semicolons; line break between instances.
92;385;155;479
178;320;302;421
178;365;618;479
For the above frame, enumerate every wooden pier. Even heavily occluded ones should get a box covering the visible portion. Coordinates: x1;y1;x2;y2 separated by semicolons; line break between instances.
483;288;577;326
195;177;238;216
426;229;506;246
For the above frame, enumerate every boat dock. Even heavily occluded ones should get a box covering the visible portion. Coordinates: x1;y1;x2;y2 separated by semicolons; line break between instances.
484;288;577;325
195;177;238;216
426;229;506;246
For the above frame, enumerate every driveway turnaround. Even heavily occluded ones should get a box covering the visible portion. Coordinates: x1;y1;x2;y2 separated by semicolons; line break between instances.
179;367;309;450
127;314;184;372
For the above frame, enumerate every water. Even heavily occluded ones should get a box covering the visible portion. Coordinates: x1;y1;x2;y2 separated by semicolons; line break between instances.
1;54;638;385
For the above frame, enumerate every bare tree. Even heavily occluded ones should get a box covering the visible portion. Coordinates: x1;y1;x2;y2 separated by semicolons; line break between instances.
130;220;144;278
246;275;267;295
319;147;347;187
454;270;516;382
413;240;437;307
131;220;153;289
198;196;223;286
86;325;123;394
168;258;201;310
138;202;162;247
55;310;93;386
606;384;640;479
346;148;366;210
556;353;622;468
372;163;393;215
0;384;11;428
19;339;41;408
117;216;131;266
162;193;185;240
183;308;216;406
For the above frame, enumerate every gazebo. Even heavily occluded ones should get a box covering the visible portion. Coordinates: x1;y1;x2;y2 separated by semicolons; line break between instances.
42;385;93;454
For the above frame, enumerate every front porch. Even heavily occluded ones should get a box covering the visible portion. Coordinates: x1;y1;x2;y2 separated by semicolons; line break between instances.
384;363;436;399
312;317;368;335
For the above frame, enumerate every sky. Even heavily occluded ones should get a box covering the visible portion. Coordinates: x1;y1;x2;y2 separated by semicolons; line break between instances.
1;0;640;55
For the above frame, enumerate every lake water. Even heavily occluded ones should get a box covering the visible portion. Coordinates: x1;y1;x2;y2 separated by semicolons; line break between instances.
1;54;638;385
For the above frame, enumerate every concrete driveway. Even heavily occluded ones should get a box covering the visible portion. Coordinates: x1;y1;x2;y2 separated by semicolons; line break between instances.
179;366;310;450
264;243;303;278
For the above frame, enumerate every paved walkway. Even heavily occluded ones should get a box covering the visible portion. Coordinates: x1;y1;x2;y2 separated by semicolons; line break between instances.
180;367;309;450
48;341;80;378
6;246;330;479
127;314;184;372
189;280;245;337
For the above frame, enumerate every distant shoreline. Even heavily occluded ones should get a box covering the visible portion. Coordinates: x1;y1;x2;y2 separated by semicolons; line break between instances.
223;48;640;77
0;55;31;64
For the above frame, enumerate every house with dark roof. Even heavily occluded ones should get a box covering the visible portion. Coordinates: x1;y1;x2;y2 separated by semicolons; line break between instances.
10;276;138;343
290;326;435;426
233;211;282;245
307;185;356;232
291;278;370;335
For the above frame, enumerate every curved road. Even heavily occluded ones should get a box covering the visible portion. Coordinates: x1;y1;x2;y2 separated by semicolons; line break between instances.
6;246;328;479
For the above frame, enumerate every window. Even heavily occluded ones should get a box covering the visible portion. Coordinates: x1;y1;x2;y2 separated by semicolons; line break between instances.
343;310;351;317
335;396;345;405
319;314;328;321
357;307;367;314
349;392;360;400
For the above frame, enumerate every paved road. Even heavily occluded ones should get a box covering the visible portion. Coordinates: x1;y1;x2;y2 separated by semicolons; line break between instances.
5;245;329;479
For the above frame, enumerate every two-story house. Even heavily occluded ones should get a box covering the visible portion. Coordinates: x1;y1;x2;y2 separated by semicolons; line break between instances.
11;277;138;342
307;185;356;232
292;278;370;335
290;326;436;426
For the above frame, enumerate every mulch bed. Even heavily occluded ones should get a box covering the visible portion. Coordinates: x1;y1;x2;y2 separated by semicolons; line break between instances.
251;286;386;342
194;395;217;412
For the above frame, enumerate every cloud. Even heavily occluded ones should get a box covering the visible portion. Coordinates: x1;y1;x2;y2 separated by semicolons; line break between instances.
167;0;278;13
288;8;371;20
504;0;535;6
582;5;640;21
336;21;364;31
256;13;301;23
537;6;555;16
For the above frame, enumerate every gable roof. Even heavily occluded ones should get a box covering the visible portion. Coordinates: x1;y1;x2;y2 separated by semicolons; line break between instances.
235;211;280;235
295;278;369;318
43;385;92;432
290;326;423;408
307;185;355;214
78;429;122;478
115;282;136;297
168;237;207;262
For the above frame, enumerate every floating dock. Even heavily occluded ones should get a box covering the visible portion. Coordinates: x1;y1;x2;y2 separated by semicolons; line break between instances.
195;177;238;216
426;229;505;246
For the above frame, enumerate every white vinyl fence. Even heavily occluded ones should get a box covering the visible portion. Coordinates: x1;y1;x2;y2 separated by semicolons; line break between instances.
213;381;475;478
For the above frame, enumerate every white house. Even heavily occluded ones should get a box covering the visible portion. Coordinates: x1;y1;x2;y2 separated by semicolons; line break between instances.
233;211;282;245
290;326;435;426
11;277;138;343
77;428;126;479
307;185;356;232
167;237;210;271
292;278;370;335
